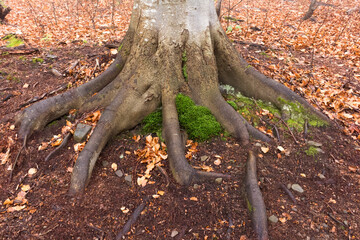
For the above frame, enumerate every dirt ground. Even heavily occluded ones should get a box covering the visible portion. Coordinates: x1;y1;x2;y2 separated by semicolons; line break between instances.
0;43;359;240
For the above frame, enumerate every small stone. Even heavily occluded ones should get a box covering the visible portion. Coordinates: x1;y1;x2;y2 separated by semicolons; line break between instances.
287;183;292;189
73;123;92;143
316;148;325;154
115;170;124;178
119;153;124;159
51;68;63;77
318;173;325;179
102;161;109;167
193;184;200;189
344;220;348;226
200;156;209;162
125;175;132;183
255;143;262;147
46;54;58;59
215;178;223;184
322;223;328;228
291;184;304;193
269;215;278;223
307;141;322;147
171;230;179;237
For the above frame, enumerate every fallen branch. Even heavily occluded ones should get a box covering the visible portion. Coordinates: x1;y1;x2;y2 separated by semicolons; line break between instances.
115;197;150;240
45;133;72;161
0;48;39;55
9;135;27;182
226;215;235;240
156;164;170;187
279;183;297;204
245;151;268;240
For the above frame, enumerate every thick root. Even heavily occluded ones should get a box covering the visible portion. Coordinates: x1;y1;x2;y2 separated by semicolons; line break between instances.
245;151;269;240
212;27;330;123
162;92;230;185
69;75;161;195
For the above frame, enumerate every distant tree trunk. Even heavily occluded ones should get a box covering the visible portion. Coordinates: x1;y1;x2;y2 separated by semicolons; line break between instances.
302;0;319;21
0;4;11;22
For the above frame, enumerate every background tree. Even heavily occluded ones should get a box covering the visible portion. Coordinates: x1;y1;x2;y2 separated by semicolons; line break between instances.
16;0;328;196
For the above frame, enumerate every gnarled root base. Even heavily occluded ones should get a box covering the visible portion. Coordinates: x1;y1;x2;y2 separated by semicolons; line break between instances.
15;0;328;195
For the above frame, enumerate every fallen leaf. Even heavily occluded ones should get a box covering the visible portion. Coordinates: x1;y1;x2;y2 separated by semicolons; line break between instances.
261;146;269;153
9;125;15;130
190;197;198;201
7;205;26;212
38;142;48;151
214;159;221;165
277;146;285;152
152;194;160;199
28;168;37;176
23;83;29;89
279;217;287;223
349;166;357;172
158;190;165;196
111;163;117;171
0;149;10;165
21;185;31;192
3;198;13;205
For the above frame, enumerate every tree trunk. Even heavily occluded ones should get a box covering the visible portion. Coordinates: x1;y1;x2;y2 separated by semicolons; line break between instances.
15;0;329;195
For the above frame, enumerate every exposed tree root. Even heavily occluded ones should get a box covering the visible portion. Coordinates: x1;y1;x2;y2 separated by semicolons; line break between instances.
115;196;150;240
245;151;269;240
15;0;329;197
9;135;27;182
45;132;72;162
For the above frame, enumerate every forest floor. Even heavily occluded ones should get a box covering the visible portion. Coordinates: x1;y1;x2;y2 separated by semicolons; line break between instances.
1;0;360;239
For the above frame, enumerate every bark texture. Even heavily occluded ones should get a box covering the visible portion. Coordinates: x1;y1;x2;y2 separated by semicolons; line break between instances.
16;0;328;195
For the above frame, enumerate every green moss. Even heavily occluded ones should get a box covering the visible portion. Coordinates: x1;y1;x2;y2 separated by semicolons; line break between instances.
32;57;44;64
118;43;123;52
305;146;319;157
182;51;188;82
246;198;253;213
278;98;328;131
142;94;222;142
176;94;222;141
141;110;162;136
227;101;238;110
5;35;24;48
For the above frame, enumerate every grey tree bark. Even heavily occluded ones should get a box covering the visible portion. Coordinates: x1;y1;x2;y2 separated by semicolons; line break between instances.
15;0;328;195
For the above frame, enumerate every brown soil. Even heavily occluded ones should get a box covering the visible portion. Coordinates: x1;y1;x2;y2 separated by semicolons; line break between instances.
0;44;359;239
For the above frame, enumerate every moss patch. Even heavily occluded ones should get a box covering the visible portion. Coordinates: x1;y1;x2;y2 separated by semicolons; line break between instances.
3;35;24;48
278;98;328;131
182;51;188;82
305;146;319;157
142;94;222;142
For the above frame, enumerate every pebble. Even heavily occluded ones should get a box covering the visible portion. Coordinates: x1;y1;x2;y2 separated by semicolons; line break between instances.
307;140;322;147
125;175;132;184
193;184;200;189
268;215;278;223
102;161;109;167
115;170;124;178
291;184;304;193
73;123;92;143
200;156;209;162
171;230;179;237
318;173;326;179
215;178;223;184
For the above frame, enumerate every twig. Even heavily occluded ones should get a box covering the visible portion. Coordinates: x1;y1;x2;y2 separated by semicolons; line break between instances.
116;197;150;240
303;119;308;140
334;14;352;43
0;87;13;91
87;224;105;240
45;133;72;161
9;135;28;182
226;215;234;240
279;183;297;204
156;164;170;187
277;117;298;144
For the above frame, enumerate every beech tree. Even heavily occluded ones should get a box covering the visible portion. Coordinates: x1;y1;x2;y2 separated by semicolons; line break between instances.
15;0;328;196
